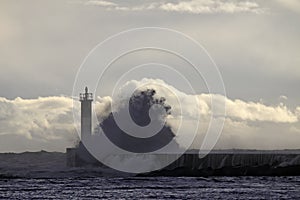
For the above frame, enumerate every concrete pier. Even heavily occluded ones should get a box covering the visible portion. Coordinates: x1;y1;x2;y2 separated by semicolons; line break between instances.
66;149;300;176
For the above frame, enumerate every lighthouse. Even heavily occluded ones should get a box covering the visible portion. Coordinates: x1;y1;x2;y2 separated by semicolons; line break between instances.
80;87;93;141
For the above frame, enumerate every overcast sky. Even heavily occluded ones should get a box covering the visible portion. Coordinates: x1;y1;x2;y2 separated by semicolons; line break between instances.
0;0;300;152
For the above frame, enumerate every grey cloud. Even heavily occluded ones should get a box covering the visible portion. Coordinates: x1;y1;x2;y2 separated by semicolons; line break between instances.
83;0;266;14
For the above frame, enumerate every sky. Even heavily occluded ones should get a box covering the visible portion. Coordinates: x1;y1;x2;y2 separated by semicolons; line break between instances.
0;0;300;152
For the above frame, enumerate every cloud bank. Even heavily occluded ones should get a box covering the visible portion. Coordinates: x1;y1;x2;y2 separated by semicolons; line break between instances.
84;0;266;14
0;96;78;152
0;79;299;152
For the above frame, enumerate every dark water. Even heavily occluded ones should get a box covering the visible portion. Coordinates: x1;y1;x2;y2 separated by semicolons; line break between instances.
0;177;299;199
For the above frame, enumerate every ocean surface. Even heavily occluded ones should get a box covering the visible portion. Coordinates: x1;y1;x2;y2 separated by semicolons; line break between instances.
1;152;300;199
0;177;299;199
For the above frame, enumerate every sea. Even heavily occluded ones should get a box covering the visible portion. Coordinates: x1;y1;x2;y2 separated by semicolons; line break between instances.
0;151;300;199
0;176;299;199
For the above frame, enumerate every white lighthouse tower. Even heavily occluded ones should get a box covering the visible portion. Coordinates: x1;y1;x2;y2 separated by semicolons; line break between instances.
79;87;93;141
